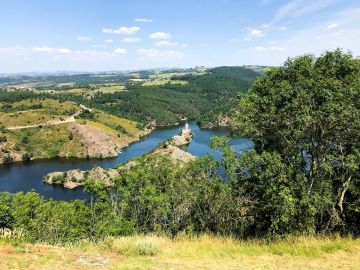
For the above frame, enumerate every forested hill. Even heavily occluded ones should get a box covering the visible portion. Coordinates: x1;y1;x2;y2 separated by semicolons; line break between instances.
207;66;262;81
65;66;261;127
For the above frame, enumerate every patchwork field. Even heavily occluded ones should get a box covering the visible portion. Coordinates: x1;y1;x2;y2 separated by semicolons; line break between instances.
0;235;359;270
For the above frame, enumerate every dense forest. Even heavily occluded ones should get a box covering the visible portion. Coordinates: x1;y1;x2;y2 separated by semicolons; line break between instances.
63;67;259;127
0;50;359;244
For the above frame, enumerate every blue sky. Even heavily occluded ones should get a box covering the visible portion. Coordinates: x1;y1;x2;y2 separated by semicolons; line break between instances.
0;0;359;72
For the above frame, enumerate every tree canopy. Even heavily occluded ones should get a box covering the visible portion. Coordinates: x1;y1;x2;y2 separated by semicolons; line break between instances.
231;49;360;235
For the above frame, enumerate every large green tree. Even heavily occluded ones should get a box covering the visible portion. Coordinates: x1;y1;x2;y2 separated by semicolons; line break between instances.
231;49;360;235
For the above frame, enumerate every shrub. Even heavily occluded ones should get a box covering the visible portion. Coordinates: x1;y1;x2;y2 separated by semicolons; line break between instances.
2;154;13;164
134;240;159;256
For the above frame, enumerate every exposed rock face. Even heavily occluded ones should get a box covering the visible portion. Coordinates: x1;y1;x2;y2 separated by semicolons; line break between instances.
44;167;119;189
59;123;124;159
171;123;193;146
154;145;195;165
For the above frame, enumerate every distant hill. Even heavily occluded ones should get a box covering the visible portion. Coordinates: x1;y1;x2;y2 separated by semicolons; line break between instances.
208;66;262;82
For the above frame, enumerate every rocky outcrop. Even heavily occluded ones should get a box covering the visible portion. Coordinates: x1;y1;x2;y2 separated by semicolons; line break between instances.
153;145;195;165
44;145;195;189
202;114;231;129
171;123;193;146
58;123;125;159
44;167;119;189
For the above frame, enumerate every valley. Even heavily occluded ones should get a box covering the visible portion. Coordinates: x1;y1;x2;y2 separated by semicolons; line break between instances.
1;1;360;269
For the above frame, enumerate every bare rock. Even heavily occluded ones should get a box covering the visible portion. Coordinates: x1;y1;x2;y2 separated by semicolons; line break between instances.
153;145;195;165
44;167;120;189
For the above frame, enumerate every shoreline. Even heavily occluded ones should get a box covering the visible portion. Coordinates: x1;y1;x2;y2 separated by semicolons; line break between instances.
0;125;155;166
0;119;229;166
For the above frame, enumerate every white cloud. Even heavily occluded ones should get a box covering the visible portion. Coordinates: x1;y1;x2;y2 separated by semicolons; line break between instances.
137;48;183;59
122;37;141;43
134;18;153;23
33;46;71;54
326;23;338;30
77;36;91;41
104;39;114;43
114;48;127;54
180;44;189;48
91;44;107;48
278;26;289;31
254;46;284;52
325;23;344;36
154;41;178;47
103;26;140;35
244;29;264;41
149;32;172;39
250;29;264;38
273;0;341;23
254;46;268;52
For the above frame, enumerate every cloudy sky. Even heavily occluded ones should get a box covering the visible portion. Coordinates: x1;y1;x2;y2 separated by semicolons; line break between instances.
0;0;359;72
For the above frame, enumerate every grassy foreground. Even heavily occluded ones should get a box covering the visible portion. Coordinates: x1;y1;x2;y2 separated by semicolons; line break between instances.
1;235;359;270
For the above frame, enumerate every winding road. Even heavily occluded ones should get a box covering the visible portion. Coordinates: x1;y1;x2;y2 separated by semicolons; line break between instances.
6;112;79;130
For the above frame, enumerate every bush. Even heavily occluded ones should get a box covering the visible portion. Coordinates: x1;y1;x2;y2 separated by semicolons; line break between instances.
2;154;13;164
134;240;159;256
21;135;29;144
115;125;127;134
111;238;160;256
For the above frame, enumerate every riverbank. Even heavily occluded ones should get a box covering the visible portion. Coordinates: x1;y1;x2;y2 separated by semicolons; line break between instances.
1;235;358;269
43;136;195;189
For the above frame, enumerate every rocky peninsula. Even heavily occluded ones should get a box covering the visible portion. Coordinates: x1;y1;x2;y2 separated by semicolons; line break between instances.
44;123;194;189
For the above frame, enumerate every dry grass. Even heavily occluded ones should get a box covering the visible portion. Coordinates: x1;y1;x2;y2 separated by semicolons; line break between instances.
93;110;140;137
95;84;126;93
0;110;54;127
1;235;359;270
0;99;79;128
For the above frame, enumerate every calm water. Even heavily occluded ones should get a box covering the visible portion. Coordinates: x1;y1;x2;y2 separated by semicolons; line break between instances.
0;122;253;200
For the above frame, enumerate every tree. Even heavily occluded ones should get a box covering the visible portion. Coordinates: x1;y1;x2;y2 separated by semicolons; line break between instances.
232;49;360;235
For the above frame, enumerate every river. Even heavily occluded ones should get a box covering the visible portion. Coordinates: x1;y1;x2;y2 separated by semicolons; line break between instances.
0;122;253;200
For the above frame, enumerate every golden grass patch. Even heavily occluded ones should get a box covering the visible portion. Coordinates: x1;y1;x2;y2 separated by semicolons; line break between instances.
2;235;358;270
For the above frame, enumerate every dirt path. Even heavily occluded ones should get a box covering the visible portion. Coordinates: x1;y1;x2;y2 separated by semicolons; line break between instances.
6;112;79;130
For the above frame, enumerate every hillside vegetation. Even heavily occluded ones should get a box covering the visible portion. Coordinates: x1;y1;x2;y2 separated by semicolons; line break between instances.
0;97;143;164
